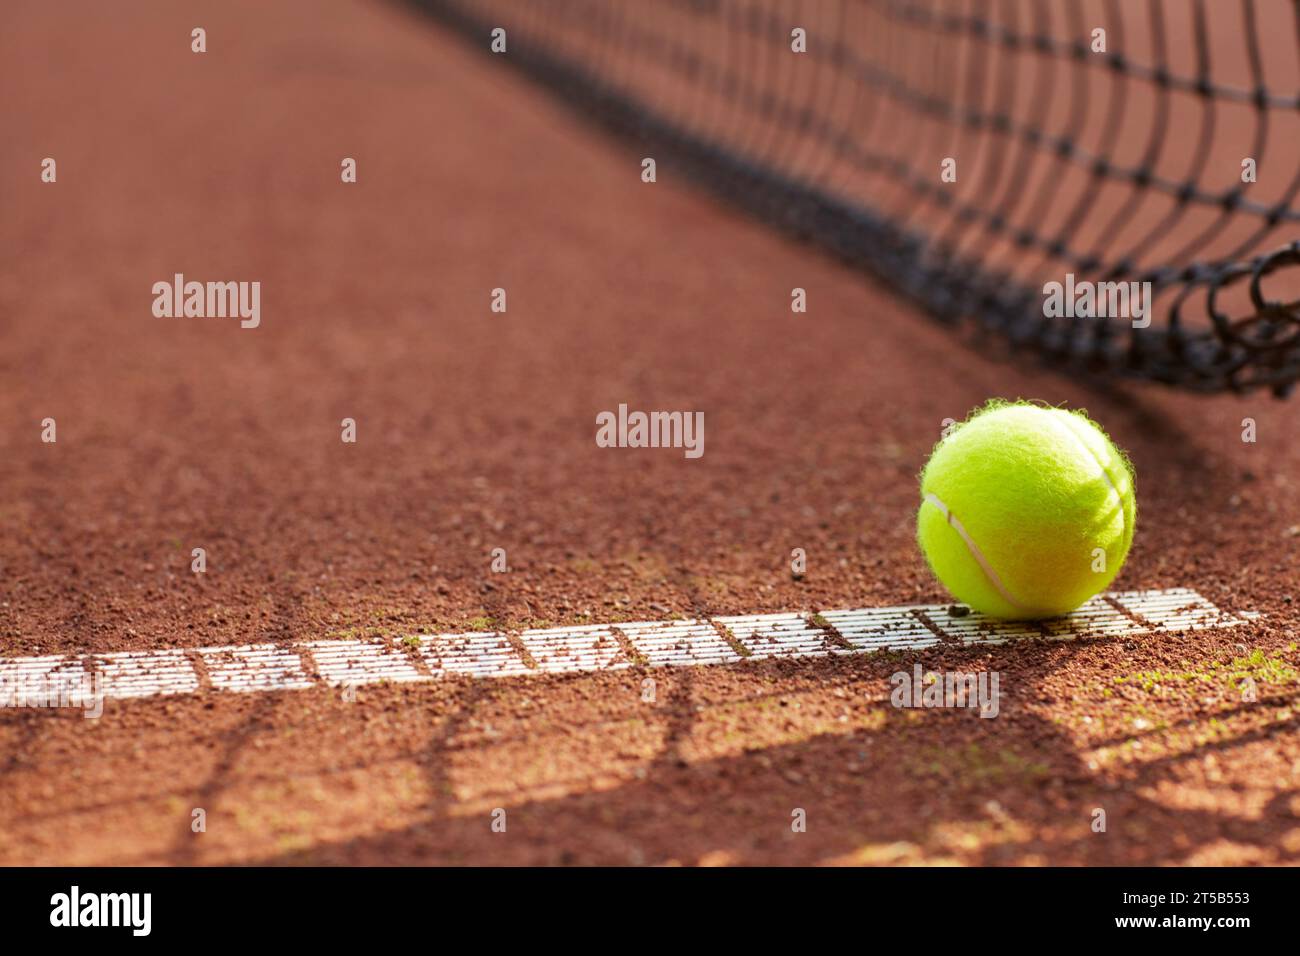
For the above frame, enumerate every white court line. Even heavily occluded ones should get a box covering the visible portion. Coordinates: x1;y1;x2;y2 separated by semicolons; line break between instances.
0;654;95;706
927;609;1044;647
95;649;201;699
200;644;315;694
1111;588;1241;631
304;638;426;686
818;606;940;653
1039;596;1140;640
518;624;628;673
0;589;1257;704
715;612;835;658
614;619;741;666
419;632;531;678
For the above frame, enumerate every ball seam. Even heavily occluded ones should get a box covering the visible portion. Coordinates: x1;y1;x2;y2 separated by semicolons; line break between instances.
923;492;1033;614
1050;412;1129;544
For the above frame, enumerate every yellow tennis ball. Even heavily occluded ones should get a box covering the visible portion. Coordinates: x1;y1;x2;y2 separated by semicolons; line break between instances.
917;402;1137;619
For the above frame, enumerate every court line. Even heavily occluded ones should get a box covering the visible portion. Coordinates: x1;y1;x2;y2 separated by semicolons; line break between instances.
0;588;1258;706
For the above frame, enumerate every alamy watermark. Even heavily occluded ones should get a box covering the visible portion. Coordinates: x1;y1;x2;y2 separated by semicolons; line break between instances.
595;403;704;459
1043;273;1151;328
50;886;151;936
890;663;1000;718
0;671;103;718
152;273;260;329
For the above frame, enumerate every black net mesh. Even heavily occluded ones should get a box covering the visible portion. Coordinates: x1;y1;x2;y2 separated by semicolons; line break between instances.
412;0;1300;396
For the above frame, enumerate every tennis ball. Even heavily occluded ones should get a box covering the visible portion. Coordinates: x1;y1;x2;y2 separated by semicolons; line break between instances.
916;401;1136;619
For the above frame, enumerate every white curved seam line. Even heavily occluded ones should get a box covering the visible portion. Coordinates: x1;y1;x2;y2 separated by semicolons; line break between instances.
1051;414;1126;538
924;493;1031;613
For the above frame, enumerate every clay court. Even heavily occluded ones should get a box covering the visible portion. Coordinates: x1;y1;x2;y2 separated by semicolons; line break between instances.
1;0;1297;867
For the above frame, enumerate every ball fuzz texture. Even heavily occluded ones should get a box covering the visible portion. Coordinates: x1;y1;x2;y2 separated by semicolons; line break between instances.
917;402;1136;620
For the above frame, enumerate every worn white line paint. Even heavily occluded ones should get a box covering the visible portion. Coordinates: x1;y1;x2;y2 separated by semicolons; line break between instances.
1110;588;1239;631
519;623;627;673
1039;596;1138;640
818;606;940;653
715;612;835;659
614;619;741;666
931;610;1045;647
0;655;90;680
0;655;94;705
200;643;315;693
0;589;1256;704
305;638;425;686
95;649;201;700
419;632;532;678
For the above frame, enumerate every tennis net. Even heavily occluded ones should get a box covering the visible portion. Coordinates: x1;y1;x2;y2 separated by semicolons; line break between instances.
412;0;1300;395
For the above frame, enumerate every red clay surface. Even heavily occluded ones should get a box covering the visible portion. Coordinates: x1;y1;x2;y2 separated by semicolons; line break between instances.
0;0;1297;865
